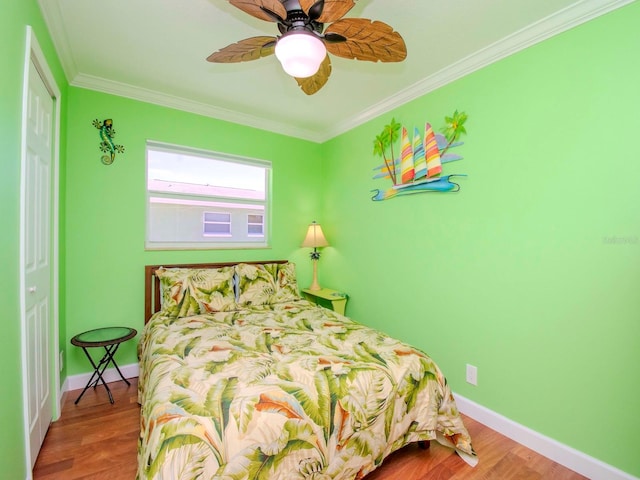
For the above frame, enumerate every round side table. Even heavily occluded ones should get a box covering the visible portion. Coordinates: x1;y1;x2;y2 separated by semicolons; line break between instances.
70;326;137;404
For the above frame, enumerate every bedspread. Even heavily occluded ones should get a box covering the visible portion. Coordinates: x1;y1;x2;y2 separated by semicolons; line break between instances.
137;300;477;479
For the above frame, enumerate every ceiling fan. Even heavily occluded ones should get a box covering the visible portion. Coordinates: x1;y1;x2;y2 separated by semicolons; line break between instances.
207;0;407;95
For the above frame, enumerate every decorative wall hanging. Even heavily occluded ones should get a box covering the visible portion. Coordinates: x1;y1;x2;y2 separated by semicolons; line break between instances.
371;110;468;201
92;118;125;165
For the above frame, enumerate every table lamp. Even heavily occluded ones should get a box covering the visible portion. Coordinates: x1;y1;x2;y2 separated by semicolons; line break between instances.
301;221;329;291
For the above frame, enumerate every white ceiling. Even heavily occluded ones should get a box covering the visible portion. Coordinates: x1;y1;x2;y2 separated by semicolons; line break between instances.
39;0;630;142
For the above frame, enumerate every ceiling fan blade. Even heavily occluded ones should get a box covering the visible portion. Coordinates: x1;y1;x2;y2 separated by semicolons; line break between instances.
299;0;356;23
295;55;332;95
207;36;276;63
229;0;287;23
325;18;407;62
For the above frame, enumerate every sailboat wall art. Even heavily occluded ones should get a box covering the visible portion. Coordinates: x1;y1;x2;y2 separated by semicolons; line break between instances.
371;111;468;201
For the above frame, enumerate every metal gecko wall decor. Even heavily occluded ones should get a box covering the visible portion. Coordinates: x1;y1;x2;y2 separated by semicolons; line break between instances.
92;118;125;165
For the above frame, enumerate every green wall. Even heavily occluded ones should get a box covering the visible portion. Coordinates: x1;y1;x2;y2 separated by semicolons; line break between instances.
4;0;639;477
0;0;67;477
321;3;640;477
63;88;325;374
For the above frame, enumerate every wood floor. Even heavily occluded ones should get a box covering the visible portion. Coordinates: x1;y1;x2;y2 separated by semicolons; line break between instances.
33;378;587;480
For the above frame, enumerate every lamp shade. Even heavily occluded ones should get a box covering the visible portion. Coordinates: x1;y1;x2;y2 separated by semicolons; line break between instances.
275;32;326;78
301;221;329;248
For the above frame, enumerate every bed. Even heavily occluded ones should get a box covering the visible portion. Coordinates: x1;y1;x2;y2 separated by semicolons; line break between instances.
138;261;477;479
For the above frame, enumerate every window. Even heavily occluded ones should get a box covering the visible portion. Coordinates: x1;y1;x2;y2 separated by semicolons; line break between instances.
203;212;231;236
247;214;264;236
146;141;270;249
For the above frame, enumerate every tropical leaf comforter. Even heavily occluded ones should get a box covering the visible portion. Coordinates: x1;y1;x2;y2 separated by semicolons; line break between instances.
137;300;477;479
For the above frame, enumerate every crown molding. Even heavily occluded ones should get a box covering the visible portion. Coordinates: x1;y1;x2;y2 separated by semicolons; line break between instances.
318;0;635;142
39;0;634;143
70;73;325;142
38;0;79;81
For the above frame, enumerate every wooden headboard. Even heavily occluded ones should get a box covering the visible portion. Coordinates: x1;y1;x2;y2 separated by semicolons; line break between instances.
144;260;288;323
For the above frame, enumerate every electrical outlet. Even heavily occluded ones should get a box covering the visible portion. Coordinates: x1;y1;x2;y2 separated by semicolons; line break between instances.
59;351;64;372
466;364;478;386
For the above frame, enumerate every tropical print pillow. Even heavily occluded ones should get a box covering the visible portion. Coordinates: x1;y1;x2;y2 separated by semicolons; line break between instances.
156;267;192;315
187;267;237;313
268;261;301;303
156;267;237;317
235;262;301;306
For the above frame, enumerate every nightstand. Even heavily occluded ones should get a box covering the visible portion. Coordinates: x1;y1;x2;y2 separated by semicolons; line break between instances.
301;288;348;315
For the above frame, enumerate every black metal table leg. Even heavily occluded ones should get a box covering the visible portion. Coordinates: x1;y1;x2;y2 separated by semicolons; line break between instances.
75;345;116;404
102;343;130;386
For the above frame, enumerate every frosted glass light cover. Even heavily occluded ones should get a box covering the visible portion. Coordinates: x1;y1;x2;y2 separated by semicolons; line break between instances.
275;32;326;78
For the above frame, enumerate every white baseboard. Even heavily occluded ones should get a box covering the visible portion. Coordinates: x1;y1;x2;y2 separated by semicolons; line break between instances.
60;368;637;479
65;362;140;391
59;375;68;396
454;393;639;480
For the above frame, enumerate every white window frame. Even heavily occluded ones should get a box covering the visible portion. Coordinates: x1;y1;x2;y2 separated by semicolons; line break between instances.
145;141;271;250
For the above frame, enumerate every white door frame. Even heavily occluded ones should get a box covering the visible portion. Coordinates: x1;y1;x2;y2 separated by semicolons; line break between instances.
20;26;61;474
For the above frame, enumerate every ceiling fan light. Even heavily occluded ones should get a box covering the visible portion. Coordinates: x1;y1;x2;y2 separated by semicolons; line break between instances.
275;32;326;78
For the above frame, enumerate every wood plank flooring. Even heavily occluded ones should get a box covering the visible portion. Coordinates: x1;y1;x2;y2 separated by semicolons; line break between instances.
33;378;140;479
33;378;587;479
